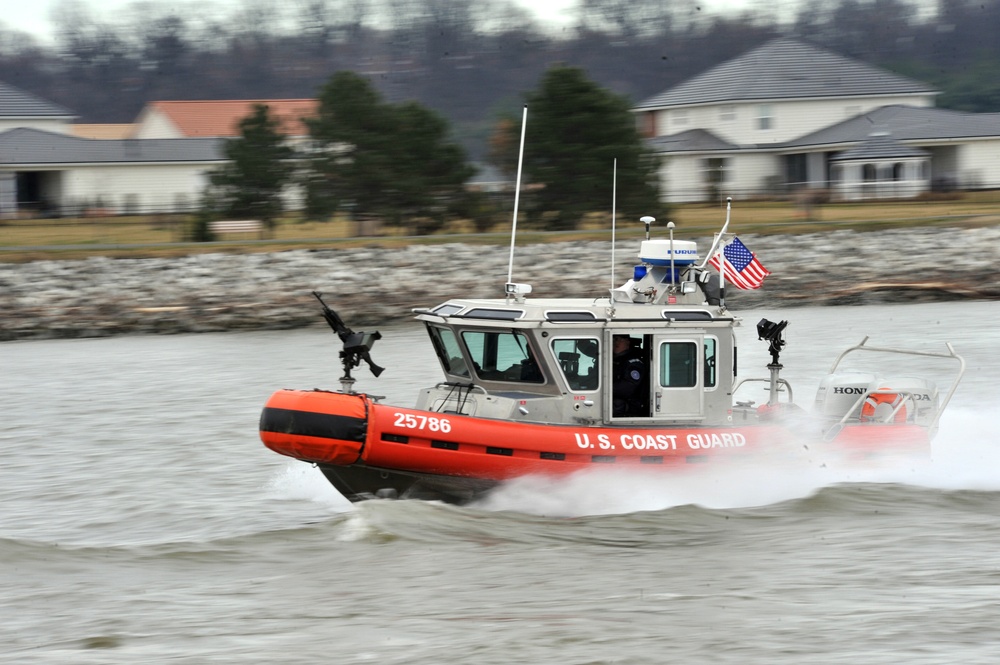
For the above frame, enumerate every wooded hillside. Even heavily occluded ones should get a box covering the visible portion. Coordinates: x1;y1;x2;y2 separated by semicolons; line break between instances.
2;0;998;158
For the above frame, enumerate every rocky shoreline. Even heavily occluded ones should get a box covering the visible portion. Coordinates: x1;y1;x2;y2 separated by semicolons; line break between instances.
1;225;998;341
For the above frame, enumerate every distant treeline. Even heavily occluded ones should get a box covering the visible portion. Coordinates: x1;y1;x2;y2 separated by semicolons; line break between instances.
2;0;999;157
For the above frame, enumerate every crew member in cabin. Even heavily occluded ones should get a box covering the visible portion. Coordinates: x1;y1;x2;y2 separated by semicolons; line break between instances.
612;335;646;417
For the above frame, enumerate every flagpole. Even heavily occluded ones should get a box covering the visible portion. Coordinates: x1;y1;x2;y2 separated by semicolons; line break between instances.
699;196;732;269
719;244;726;309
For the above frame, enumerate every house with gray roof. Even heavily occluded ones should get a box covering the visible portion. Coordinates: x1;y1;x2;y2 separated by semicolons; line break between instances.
0;82;75;135
1;82;225;217
0;128;225;217
635;37;1000;203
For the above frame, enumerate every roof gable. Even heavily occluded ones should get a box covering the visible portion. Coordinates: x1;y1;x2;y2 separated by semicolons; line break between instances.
648;128;738;153
0;81;75;118
832;132;929;161
142;99;317;137
784;105;1000;148
636;38;936;110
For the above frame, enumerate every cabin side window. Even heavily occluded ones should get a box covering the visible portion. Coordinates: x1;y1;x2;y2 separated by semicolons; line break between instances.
659;341;698;388
427;325;470;378
552;338;599;391
462;330;544;383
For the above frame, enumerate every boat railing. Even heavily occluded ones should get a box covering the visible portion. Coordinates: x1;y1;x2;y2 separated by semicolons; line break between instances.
429;381;489;414
823;387;927;441
732;377;794;405
827;336;965;432
434;381;488;391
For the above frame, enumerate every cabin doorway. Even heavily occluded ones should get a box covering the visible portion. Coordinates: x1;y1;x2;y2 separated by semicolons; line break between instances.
609;333;652;421
652;334;705;419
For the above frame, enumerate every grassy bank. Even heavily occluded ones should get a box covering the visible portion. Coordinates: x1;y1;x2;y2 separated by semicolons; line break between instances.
2;192;999;262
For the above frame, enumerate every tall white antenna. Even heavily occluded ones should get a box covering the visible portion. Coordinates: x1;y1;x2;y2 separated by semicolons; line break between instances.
506;105;528;285
610;158;617;290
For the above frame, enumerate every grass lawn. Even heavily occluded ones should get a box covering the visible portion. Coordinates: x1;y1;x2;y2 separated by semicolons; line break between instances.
2;192;998;262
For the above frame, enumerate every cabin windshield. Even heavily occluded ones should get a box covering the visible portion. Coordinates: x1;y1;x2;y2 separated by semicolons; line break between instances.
427;325;470;378
462;329;543;383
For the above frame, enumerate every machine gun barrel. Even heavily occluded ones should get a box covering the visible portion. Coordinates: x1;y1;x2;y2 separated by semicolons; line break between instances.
313;291;350;340
312;291;384;378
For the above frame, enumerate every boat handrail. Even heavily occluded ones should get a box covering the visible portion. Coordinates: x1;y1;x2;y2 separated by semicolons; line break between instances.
823;387;927;441
417;313;736;327
827;336;965;432
733;377;794;403
428;382;490;415
434;381;489;395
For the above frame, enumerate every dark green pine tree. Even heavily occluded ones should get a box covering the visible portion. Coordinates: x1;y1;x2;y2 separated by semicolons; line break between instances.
494;65;664;231
208;103;295;235
303;71;388;220
305;71;474;230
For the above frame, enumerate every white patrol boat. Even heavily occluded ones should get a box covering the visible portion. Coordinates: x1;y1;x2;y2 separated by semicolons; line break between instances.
259;203;964;503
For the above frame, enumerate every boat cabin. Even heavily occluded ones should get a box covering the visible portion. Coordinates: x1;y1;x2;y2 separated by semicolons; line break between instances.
413;238;742;428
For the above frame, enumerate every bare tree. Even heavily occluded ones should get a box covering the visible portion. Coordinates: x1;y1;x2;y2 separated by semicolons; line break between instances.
575;0;690;39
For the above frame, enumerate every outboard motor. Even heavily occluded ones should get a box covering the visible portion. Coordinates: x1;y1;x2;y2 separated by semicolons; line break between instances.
813;372;878;421
814;373;939;426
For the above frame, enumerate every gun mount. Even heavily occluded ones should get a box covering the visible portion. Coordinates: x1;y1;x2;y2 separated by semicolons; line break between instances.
757;318;788;407
757;318;788;366
313;291;384;393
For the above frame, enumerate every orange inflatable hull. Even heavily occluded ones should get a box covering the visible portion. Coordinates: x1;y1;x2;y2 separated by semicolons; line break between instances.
260;389;930;501
259;389;368;465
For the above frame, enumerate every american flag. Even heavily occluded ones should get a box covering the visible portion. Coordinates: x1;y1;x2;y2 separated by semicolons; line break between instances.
708;236;770;290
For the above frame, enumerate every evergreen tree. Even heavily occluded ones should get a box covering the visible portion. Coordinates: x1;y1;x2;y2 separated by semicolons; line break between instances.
490;65;664;230
207;103;295;235
305;71;474;231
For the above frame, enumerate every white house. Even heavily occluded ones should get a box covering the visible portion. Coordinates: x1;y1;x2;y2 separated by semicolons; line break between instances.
0;127;225;217
0;86;316;218
635;37;1000;203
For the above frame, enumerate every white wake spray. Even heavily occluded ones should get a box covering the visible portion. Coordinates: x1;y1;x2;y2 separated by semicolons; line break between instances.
472;403;1000;517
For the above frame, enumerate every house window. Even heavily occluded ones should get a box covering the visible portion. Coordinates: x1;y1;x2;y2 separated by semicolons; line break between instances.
719;105;736;122
863;164;877;182
757;105;773;130
892;163;905;181
672;110;688;126
785;154;807;186
123;193;139;215
703;158;727;201
703;158;727;185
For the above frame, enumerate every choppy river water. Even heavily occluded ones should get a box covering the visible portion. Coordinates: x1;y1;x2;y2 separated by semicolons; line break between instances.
3;301;1000;664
